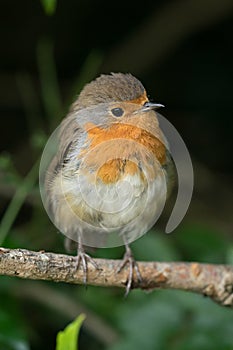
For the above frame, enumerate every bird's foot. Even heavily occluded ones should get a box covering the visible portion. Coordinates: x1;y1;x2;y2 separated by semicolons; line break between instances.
117;245;142;296
75;244;99;285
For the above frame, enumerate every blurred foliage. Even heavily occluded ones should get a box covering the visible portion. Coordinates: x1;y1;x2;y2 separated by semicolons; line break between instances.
0;0;233;349
40;0;57;16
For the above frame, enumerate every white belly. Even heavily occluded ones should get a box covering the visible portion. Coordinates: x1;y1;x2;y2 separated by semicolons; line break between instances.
50;167;167;248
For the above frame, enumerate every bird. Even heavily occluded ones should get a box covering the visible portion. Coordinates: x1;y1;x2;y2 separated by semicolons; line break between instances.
43;73;174;294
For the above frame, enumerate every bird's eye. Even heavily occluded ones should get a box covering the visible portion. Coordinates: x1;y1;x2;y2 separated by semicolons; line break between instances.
111;107;124;117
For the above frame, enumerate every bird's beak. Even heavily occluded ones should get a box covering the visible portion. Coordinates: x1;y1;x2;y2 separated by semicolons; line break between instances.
142;101;165;112
133;101;164;115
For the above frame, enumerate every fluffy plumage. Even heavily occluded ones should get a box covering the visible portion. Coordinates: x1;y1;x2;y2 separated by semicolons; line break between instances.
72;73;145;110
42;72;172;292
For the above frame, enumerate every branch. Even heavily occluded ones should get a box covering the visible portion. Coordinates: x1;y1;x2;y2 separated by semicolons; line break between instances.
0;247;233;307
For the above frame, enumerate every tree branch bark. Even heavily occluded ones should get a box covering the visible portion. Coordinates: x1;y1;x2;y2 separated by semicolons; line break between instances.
0;247;232;307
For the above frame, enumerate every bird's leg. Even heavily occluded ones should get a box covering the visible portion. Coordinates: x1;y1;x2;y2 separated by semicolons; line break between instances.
117;243;142;295
75;240;99;285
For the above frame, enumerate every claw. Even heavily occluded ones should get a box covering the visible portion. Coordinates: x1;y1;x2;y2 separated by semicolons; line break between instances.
117;244;142;296
75;242;99;285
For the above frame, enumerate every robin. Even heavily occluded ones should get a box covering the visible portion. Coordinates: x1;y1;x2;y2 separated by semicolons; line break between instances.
42;73;174;293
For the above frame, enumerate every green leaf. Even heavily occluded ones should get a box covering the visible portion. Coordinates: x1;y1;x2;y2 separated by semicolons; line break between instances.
56;314;86;350
40;0;57;16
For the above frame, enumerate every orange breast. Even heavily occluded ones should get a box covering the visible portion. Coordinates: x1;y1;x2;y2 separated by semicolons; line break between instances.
82;123;166;184
96;159;140;184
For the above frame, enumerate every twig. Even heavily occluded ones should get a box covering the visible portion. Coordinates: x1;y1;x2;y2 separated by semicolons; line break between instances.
0;247;232;307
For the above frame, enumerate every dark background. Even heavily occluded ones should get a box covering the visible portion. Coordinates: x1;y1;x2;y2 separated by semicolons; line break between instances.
0;1;233;349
